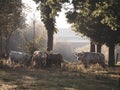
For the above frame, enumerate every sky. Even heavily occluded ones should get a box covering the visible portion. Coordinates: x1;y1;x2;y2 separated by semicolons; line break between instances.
22;0;70;28
55;9;71;28
22;0;90;43
22;0;40;24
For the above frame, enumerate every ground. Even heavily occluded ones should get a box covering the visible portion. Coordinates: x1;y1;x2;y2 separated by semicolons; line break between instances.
0;60;120;90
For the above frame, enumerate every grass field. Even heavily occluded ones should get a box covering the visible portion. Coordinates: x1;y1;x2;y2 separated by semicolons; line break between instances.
0;61;120;90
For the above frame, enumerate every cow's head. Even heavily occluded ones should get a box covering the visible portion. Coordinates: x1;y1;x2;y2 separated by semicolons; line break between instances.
40;52;47;67
75;52;85;62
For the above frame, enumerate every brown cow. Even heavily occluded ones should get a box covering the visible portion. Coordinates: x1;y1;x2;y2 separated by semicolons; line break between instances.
46;53;63;68
32;51;47;68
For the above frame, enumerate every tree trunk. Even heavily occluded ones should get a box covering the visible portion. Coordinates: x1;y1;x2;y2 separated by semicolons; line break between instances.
108;43;115;67
45;18;55;52
90;41;95;52
0;31;2;57
116;53;119;64
97;44;102;53
47;29;54;52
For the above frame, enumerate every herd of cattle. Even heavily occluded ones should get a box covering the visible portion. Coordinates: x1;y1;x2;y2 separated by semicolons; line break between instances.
7;51;106;68
7;51;63;68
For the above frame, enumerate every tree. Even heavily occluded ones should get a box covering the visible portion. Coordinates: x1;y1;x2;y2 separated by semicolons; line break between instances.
0;0;25;57
92;0;120;31
23;24;47;54
92;0;120;67
66;0;105;51
33;0;69;51
66;0;120;67
90;41;95;52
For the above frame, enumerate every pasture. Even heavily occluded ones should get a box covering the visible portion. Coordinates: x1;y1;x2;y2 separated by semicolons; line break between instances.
0;60;120;90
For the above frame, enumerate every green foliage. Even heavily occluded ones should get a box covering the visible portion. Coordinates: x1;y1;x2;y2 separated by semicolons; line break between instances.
66;0;120;45
0;0;25;55
0;0;24;31
25;35;45;54
33;0;69;51
92;0;120;30
65;0;120;67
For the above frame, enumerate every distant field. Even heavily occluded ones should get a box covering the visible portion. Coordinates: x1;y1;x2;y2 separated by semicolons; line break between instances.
0;61;120;90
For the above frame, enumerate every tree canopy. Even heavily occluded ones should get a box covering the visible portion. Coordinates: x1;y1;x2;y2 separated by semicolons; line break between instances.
92;0;120;30
0;0;25;56
32;0;120;66
33;0;69;51
65;0;120;67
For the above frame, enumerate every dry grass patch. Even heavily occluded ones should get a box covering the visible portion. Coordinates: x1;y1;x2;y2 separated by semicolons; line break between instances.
0;59;120;90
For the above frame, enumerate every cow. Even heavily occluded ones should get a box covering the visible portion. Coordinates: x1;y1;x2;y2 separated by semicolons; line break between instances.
7;51;31;65
32;51;47;68
46;53;63;68
75;52;105;68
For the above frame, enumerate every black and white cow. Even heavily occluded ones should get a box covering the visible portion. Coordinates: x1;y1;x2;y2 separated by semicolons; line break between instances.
32;51;47;68
75;52;105;68
7;51;31;65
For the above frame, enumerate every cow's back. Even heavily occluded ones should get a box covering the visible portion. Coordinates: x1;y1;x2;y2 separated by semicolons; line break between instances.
76;52;105;68
46;53;63;67
8;51;31;65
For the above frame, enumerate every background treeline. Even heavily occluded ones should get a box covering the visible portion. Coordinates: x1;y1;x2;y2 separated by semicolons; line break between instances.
33;0;120;67
0;0;47;57
0;0;120;67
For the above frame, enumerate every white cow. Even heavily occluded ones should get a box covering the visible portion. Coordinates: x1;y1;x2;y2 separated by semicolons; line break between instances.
7;51;31;65
75;52;105;68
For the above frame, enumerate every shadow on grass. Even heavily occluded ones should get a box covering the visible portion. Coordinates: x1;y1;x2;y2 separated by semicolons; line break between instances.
0;60;119;90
